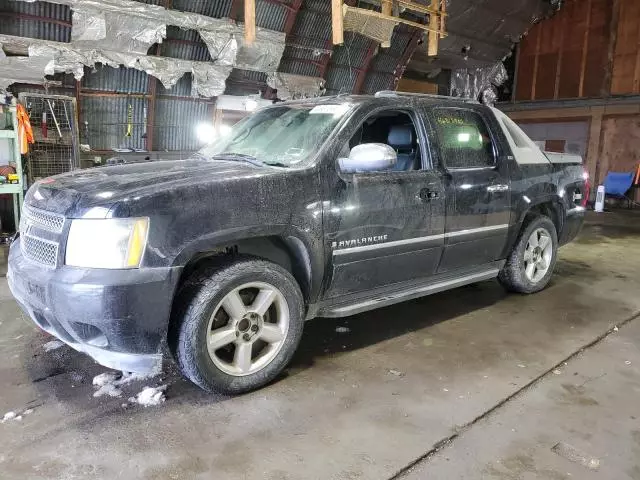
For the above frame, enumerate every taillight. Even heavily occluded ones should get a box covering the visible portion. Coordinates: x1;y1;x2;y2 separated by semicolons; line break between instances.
582;168;590;207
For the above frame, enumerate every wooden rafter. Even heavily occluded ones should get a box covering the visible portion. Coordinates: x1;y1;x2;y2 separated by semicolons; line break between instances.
332;0;447;58
244;0;256;44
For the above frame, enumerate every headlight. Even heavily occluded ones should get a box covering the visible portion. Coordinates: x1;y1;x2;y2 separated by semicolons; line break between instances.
65;218;149;269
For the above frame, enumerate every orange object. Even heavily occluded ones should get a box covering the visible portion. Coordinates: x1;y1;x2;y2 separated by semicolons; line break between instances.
635;163;640;186
16;103;34;155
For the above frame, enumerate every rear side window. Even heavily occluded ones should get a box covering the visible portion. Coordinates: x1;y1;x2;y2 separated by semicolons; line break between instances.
432;109;495;169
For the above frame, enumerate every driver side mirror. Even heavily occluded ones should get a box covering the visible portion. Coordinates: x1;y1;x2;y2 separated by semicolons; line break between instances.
339;143;397;174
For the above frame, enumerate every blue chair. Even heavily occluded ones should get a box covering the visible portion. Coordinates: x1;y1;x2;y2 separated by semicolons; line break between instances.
603;172;635;208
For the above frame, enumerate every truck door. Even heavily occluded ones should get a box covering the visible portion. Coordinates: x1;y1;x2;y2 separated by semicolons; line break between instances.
322;107;445;299
428;107;511;272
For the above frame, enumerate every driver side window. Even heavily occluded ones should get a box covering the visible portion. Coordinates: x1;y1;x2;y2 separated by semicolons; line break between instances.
340;110;424;173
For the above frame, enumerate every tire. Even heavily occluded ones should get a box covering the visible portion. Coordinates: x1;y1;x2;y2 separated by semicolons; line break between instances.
498;215;558;294
169;256;304;394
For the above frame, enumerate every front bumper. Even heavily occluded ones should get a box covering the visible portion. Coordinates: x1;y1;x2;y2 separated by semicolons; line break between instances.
7;239;181;373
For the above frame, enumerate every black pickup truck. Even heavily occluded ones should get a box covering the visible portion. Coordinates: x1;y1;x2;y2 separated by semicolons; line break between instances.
8;92;588;394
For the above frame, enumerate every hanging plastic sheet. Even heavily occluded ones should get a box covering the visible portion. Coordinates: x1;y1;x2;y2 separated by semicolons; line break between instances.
0;48;54;92
198;25;285;72
267;73;326;99
192;64;233;97
15;0;286;72
236;28;286;72
71;6;166;54
450;62;508;104
27;42;230;95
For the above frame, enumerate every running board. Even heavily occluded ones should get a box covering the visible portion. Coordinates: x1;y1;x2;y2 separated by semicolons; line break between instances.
317;268;500;318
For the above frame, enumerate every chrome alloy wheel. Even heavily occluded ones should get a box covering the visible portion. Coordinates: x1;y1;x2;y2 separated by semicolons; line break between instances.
206;282;289;376
523;228;553;283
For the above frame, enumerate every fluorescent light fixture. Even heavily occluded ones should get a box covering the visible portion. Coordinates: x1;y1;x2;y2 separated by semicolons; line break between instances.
457;132;471;142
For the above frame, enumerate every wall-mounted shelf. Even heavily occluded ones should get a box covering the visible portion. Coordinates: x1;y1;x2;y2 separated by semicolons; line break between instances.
0;103;24;231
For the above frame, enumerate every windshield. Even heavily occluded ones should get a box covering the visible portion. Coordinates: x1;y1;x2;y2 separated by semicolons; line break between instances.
199;103;352;167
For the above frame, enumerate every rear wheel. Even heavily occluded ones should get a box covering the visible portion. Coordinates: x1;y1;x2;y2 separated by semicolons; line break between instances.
498;216;558;294
169;257;304;394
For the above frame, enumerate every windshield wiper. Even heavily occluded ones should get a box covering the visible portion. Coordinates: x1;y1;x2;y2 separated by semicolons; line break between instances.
211;153;264;168
212;153;289;168
262;161;289;168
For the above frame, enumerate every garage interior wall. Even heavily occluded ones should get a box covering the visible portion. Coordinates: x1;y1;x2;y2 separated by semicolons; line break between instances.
518;122;589;157
597;116;640;185
503;0;640;198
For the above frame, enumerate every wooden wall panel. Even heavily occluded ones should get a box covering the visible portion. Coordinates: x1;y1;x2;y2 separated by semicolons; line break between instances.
583;0;612;97
535;13;562;100
515;0;640;100
558;0;587;98
611;0;640;94
515;26;539;100
598;116;640;183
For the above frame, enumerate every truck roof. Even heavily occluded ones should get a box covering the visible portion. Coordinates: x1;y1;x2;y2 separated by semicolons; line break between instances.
277;91;480;109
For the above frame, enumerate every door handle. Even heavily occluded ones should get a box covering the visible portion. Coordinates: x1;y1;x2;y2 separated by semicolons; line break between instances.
487;184;509;193
418;188;440;202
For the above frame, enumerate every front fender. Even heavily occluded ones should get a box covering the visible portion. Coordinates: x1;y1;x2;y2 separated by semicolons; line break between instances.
171;225;325;303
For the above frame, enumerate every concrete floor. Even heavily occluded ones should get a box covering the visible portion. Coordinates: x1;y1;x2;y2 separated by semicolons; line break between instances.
0;211;639;480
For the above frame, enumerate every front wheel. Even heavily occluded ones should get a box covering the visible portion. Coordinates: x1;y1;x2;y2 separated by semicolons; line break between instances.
169;257;304;394
498;216;558;294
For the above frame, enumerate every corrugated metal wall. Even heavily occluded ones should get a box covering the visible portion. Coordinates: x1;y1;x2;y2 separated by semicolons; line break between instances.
81;96;148;151
153;99;212;151
0;0;427;153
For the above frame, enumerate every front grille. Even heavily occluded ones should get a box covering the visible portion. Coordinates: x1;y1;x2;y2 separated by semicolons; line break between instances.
20;206;65;268
21;235;59;267
22;206;65;233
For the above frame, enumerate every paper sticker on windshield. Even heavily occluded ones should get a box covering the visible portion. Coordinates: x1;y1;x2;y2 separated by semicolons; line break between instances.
309;104;350;116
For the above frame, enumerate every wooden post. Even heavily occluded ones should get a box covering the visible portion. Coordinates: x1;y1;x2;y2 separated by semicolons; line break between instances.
332;0;344;45
244;0;256;44
531;25;542;100
586;107;604;187
427;0;439;56
381;0;392;16
554;12;567;99
578;0;592;97
602;0;620;96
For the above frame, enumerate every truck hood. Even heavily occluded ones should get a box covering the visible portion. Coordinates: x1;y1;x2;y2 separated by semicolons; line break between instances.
25;158;269;217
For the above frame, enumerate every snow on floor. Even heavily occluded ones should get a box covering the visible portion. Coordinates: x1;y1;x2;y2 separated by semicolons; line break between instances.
92;371;160;398
129;386;167;407
43;340;65;352
2;411;16;422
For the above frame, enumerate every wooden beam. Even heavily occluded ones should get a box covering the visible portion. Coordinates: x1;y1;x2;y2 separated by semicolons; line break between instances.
512;44;520;103
332;0;344;45
531;24;542;100
381;0;392;16
230;0;242;21
146;68;157;151
396;0;447;17
353;42;378;93
586;108;604;186
602;0;620;97
75;79;83;144
284;0;303;35
578;0;592;97
554;11;567;99
634;4;640;93
244;0;256;44
393;27;422;89
319;40;333;78
427;0;439;56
